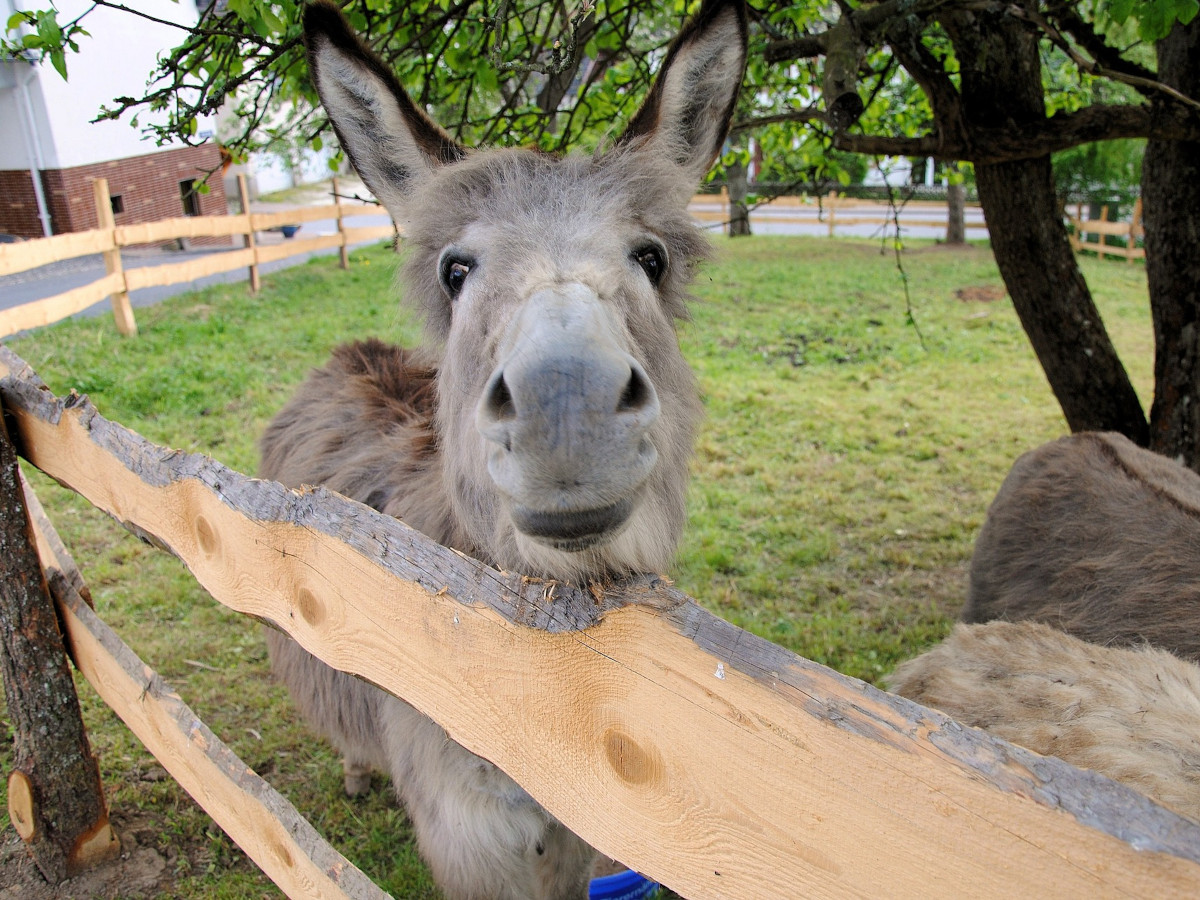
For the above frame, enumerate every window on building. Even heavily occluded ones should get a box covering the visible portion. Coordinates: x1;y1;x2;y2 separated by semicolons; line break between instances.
110;194;125;215
179;179;202;217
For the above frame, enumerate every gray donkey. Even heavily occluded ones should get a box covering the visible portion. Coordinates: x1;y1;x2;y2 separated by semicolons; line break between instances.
260;1;747;897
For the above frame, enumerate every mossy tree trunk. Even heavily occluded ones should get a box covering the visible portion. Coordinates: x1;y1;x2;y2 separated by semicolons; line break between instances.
0;404;118;883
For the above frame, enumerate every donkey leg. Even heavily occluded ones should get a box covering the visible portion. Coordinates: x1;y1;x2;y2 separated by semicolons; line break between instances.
377;701;594;900
342;757;374;797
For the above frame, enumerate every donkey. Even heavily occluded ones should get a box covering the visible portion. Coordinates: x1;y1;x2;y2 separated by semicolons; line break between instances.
962;431;1200;662
888;621;1200;821
891;431;1200;821
259;1;747;897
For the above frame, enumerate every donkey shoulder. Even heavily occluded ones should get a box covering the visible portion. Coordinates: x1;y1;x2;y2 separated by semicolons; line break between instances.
260;339;438;513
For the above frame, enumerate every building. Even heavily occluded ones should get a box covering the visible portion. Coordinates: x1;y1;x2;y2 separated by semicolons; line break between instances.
0;0;226;240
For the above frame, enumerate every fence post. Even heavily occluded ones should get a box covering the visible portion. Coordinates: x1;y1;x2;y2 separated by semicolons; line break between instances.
333;176;351;269
91;178;136;336
0;402;119;882
236;174;261;293
1097;205;1109;259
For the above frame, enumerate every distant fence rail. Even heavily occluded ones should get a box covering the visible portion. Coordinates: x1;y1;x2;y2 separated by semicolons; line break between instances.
1067;199;1144;263
0;175;395;339
689;189;989;238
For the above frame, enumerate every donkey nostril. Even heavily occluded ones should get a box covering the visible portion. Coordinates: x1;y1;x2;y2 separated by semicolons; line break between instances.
485;373;517;422
617;367;652;413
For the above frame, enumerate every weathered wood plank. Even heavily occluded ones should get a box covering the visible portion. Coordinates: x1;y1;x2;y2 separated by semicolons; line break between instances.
3;345;1200;899
0;402;118;881
254;233;345;266
251;206;343;230
116;214;252;245
123;249;257;292
0;273;125;338
339;224;397;245
92;179;136;337
0;229;116;277
20;480;393;900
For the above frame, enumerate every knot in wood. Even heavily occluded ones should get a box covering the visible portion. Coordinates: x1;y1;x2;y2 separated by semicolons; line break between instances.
604;728;663;788
194;515;219;558
295;588;325;628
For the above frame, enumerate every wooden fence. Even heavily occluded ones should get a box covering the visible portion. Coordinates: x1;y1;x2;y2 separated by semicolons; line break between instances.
689;189;989;238
2;344;1200;898
0;175;396;339
1067;199;1145;263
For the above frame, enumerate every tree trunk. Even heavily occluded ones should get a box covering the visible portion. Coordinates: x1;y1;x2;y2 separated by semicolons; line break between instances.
0;406;118;882
943;8;1148;442
726;160;752;236
945;178;965;244
1144;18;1200;469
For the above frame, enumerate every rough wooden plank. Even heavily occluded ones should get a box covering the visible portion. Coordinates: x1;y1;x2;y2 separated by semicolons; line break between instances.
0;229;116;277
1075;219;1137;237
115;214;253;245
237;175;261;292
0;401;118;881
339;224;397;245
254;233;344;266
3;345;1200;899
91;179;136;337
123;249;257;292
0;273;125;338
251;206;343;230
20;482;393;900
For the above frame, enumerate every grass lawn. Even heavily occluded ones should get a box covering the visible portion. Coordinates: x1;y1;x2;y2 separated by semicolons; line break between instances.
0;235;1152;897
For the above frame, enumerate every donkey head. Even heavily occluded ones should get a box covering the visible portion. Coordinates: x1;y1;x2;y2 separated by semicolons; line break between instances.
304;0;747;580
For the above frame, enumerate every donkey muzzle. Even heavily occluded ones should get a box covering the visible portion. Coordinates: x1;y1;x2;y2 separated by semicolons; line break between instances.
477;285;660;549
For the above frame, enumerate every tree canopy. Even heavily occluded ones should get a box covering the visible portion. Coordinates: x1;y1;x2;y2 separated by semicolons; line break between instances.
6;0;1200;465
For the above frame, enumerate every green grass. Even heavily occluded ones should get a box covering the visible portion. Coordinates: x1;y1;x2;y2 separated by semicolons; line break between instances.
0;236;1153;897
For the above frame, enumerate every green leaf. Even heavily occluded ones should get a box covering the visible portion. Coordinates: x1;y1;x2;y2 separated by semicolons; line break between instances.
36;13;61;47
1106;0;1136;24
49;47;67;80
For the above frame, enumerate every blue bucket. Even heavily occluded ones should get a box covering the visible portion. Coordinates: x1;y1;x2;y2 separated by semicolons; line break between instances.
589;869;659;900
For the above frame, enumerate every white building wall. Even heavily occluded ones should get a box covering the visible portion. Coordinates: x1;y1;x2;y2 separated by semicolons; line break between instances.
1;0;212;169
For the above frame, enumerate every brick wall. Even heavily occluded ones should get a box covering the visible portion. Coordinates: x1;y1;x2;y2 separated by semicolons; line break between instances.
2;143;230;245
0;169;47;238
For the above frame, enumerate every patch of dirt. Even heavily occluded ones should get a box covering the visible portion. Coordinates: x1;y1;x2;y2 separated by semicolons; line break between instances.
1;811;186;899
954;285;1006;303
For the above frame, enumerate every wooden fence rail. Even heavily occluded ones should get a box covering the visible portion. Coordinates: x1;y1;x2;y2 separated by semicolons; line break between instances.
2;344;1200;897
0;176;397;339
1068;199;1145;263
689;189;990;238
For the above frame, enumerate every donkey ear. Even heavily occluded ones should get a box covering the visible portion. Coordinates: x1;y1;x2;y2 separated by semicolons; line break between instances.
618;0;747;181
303;1;464;217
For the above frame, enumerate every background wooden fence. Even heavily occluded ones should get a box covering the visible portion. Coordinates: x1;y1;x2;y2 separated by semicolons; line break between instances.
689;189;990;238
2;344;1200;898
1068;199;1145;263
0;176;396;339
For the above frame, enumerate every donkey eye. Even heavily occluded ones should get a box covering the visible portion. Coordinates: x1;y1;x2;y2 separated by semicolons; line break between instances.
439;255;473;299
633;245;666;285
